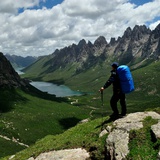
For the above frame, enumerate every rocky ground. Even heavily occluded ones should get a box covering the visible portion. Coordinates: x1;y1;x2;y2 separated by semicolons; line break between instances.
9;111;160;160
104;111;160;160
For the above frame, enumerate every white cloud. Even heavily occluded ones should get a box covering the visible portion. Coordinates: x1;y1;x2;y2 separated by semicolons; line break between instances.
0;0;160;57
0;0;43;14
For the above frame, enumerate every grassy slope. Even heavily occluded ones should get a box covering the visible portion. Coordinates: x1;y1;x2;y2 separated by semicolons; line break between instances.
22;55;52;80
0;89;91;158
0;138;26;158
3;108;160;160
3;118;108;160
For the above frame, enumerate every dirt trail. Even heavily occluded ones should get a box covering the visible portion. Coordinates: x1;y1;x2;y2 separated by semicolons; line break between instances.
0;134;29;147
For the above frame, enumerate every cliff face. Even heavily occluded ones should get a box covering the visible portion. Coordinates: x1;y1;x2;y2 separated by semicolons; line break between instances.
0;52;29;88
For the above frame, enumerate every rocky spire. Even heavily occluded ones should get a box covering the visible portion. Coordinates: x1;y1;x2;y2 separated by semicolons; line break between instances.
123;27;132;39
110;37;116;46
94;36;107;48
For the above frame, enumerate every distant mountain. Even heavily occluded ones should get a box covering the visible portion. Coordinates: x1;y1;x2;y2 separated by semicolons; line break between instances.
5;54;38;68
23;23;160;91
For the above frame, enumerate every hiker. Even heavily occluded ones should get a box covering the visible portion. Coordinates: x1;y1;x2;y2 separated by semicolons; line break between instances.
99;62;126;119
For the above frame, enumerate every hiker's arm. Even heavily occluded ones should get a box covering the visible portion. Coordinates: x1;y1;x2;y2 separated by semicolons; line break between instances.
103;78;112;89
103;71;116;89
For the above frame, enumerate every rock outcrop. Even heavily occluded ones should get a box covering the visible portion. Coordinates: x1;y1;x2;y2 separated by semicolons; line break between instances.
104;111;160;160
27;148;90;160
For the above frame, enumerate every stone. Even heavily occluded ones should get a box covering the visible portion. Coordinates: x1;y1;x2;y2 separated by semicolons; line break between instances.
146;111;160;120
151;122;160;139
79;119;89;124
28;148;90;160
99;129;108;137
106;129;129;160
28;158;34;160
9;155;15;160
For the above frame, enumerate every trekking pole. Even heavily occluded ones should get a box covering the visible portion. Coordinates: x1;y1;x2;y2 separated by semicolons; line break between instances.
100;90;104;121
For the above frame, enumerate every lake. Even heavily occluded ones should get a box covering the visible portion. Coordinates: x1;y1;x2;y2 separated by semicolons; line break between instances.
15;67;25;75
15;67;86;97
30;81;84;97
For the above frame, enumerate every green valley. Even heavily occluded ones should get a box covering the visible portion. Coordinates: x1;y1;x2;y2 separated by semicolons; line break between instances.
0;88;92;158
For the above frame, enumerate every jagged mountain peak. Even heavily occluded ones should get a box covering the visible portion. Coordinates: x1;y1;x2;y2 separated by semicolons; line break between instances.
123;27;132;39
94;36;107;47
24;23;160;80
88;40;93;47
78;39;87;48
122;25;151;41
133;25;151;33
110;37;116;46
131;25;151;41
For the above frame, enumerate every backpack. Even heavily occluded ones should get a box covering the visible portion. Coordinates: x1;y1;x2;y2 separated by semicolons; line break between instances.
117;65;134;94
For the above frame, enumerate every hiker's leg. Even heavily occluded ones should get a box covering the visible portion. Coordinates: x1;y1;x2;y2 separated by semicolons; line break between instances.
110;94;119;115
120;93;126;116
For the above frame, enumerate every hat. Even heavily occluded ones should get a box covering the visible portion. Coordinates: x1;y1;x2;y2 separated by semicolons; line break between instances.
111;62;119;68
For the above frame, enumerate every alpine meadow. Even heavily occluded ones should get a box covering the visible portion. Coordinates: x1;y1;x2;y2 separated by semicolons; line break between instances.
1;23;160;160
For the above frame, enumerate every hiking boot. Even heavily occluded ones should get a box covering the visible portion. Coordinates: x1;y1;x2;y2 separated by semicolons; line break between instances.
119;113;126;118
109;113;119;120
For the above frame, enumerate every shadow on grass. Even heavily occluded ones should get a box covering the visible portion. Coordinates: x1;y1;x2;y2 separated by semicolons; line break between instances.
95;117;115;130
59;117;81;130
0;88;28;113
0;84;72;113
23;84;70;103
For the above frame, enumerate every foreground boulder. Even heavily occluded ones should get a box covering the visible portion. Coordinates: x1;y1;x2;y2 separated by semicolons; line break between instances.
28;148;90;160
105;111;160;160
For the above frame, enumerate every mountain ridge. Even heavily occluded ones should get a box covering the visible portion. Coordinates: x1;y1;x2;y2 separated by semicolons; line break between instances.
23;23;160;92
5;54;38;68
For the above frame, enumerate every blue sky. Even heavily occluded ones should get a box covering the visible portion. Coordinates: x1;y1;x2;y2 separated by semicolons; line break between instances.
130;0;152;5
0;0;160;56
37;0;156;9
18;0;64;12
32;0;64;10
40;0;64;8
36;0;154;9
34;0;156;10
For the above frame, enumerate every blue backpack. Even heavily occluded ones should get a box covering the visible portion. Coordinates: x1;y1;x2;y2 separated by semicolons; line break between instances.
117;65;134;94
